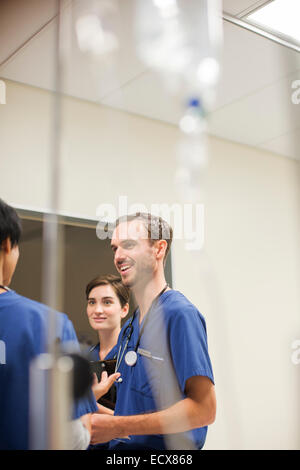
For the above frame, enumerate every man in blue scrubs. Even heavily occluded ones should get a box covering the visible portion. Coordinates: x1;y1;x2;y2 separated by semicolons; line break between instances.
0;199;98;450
91;213;216;450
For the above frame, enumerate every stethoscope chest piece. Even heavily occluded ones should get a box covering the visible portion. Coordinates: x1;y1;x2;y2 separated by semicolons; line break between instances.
125;350;138;367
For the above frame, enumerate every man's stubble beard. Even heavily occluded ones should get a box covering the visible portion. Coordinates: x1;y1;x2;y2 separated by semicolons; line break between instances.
123;263;153;290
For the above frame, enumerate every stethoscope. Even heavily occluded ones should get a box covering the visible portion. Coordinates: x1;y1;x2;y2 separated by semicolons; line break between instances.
0;285;10;292
114;284;168;382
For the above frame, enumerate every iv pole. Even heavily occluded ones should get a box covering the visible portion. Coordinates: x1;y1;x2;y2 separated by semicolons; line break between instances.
30;0;73;450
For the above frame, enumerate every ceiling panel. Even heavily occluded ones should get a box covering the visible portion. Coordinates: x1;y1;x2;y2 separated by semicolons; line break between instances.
0;0;58;65
213;21;300;109
0;0;299;161
101;70;183;124
0;0;146;101
207;72;300;149
260;129;300;160
0;19;57;90
222;0;269;16
101;22;300;123
101;66;300;161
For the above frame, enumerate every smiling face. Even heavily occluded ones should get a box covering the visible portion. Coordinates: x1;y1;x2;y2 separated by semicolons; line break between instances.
86;284;128;332
111;219;159;289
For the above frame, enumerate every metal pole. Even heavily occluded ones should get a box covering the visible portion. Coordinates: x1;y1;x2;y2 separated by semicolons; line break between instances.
30;0;73;450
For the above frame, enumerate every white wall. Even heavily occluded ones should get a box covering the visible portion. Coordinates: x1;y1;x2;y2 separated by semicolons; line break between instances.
1;79;300;449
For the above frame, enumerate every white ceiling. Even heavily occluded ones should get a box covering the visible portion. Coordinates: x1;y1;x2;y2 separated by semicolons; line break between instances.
0;0;300;160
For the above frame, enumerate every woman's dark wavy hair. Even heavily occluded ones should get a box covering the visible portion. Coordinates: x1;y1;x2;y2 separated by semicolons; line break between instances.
85;274;130;308
0;199;22;249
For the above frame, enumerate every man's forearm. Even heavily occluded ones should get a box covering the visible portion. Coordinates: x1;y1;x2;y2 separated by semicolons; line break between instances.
115;397;215;437
91;377;216;445
91;395;215;444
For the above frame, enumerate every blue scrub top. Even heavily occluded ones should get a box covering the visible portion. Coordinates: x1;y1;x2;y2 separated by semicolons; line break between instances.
0;290;98;450
88;343;118;361
87;342;118;451
109;290;214;451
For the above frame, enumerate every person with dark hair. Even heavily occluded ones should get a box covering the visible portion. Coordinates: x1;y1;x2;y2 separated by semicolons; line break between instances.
0;199;99;450
0;199;22;292
86;274;130;364
86;274;129;405
90;212;216;450
85;275;130;450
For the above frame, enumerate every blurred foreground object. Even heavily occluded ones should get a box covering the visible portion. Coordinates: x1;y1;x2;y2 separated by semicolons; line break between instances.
30;352;94;450
135;0;222;206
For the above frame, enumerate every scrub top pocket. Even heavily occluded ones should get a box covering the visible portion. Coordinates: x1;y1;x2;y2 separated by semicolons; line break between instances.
130;352;164;406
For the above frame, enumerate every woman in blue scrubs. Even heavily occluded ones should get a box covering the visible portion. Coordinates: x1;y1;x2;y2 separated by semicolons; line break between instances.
86;274;129;449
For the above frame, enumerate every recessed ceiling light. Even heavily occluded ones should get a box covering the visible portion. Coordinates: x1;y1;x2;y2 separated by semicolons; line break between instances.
247;0;300;44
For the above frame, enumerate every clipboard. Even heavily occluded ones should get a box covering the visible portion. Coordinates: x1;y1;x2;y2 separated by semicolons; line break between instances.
90;359;116;381
90;359;117;410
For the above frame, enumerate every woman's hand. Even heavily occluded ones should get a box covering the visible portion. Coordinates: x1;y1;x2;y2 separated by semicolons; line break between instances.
92;371;120;401
96;403;114;415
